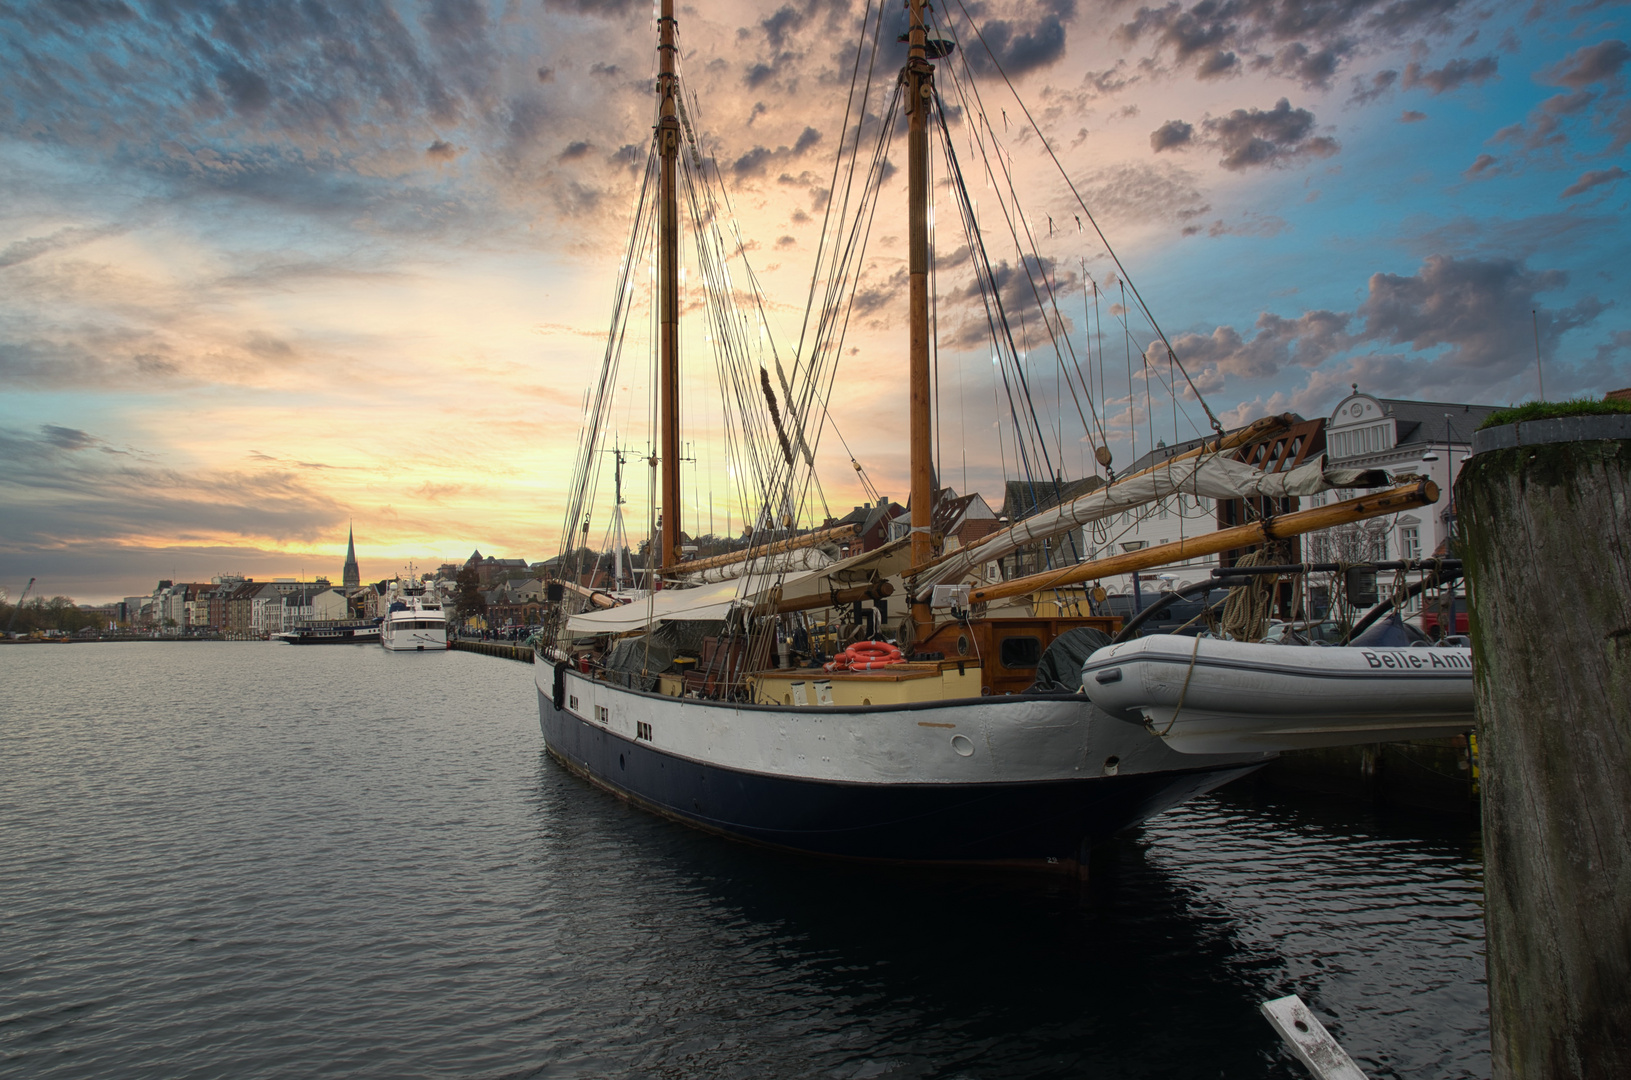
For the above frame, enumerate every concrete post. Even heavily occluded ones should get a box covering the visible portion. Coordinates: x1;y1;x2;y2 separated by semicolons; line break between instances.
1457;416;1631;1079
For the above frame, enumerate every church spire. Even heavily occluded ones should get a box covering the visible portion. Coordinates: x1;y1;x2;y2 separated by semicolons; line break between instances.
342;521;360;589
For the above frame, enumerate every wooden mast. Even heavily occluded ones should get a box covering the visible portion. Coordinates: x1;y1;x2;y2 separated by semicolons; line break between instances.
905;0;936;641
657;0;683;573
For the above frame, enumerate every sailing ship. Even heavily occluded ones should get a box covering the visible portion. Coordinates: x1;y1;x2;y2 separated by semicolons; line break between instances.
532;0;1441;871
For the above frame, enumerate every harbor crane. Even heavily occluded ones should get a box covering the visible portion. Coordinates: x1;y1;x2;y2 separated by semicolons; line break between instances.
6;577;36;636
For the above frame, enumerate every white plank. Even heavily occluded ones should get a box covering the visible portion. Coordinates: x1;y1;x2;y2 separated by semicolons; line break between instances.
1260;994;1370;1080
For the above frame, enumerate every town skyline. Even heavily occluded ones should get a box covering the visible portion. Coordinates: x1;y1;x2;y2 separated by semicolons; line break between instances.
4;0;1628;602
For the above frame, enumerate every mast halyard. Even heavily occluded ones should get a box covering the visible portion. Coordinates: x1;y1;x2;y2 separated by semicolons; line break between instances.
906;0;937;642
657;0;683;574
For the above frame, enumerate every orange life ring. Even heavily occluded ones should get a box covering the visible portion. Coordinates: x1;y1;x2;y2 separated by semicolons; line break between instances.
850;641;896;657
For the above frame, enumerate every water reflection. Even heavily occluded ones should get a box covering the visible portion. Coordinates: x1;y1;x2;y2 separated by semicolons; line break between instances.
0;644;1484;1080
527;756;1487;1079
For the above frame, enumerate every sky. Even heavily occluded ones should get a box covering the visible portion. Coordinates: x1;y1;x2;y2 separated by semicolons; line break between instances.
2;0;1627;603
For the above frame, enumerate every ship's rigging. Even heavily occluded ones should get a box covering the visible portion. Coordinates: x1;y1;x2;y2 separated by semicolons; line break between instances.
545;0;1416;681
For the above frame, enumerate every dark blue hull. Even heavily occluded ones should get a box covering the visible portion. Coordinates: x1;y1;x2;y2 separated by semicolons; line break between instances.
538;689;1260;871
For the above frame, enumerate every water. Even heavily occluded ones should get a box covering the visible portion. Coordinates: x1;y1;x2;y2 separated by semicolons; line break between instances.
0;643;1488;1078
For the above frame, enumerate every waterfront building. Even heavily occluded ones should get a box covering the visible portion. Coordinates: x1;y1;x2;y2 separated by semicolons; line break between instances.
1076;390;1499;602
486;579;547;627
1316;390;1499;561
248;583;283;638
223;581;262;639
465;549;530;587
307;587;350;622
834;498;906;556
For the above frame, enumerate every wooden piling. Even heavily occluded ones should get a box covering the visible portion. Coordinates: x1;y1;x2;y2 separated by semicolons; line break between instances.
1457;415;1631;1079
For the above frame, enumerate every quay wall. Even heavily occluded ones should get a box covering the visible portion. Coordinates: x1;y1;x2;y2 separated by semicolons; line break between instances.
451;638;534;664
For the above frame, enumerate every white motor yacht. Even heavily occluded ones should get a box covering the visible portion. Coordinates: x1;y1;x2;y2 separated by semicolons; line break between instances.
380;580;448;652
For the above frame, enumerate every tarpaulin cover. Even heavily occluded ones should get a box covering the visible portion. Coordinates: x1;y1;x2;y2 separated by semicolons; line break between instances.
602;635;676;691
1025;626;1113;694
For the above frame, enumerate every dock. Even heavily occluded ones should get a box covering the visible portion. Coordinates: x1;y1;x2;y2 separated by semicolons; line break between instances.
451;638;534;663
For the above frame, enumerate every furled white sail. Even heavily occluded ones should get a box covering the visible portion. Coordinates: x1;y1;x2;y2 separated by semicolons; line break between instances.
912;452;1382;594
678;546;836;584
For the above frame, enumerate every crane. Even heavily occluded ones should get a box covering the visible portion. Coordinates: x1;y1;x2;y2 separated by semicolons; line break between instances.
6;577;36;637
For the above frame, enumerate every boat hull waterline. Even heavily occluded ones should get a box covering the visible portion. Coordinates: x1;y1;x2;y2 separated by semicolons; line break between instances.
1082;636;1475;755
535;661;1266;869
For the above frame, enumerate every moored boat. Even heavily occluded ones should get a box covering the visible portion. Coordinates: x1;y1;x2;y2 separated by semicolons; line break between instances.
380;580;448;652
531;0;1442;872
1082;635;1474;755
273;619;382;645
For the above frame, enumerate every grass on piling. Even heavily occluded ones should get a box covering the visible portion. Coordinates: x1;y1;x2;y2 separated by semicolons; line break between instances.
1479;397;1631;430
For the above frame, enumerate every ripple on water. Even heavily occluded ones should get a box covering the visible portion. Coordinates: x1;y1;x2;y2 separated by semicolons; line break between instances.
0;642;1487;1078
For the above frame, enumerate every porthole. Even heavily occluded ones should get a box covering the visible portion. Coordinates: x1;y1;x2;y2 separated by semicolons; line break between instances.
619;754;626;770
950;734;975;757
957;633;969;656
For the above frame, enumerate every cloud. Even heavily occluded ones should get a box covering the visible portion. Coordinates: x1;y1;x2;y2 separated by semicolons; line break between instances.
1356;254;1603;379
956;0;1080;77
1560;166;1627;198
1116;0;1473;91
1492;89;1598;151
1171;309;1352;386
731;126;824;178
1202;98;1339;171
1401;55;1499;94
1488;39;1630;161
1401;109;1427;122
1150;119;1194;151
40;424;99;451
1258;42;1341;88
1073;161;1211;226
1541;39;1629;88
1171;254;1609;405
0;424;345;550
0;224;127;269
1349;69;1399;105
1464;152;1498;177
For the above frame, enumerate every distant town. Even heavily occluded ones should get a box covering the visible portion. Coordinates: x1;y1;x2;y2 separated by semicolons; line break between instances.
8;386;1583;647
3;389;1509;642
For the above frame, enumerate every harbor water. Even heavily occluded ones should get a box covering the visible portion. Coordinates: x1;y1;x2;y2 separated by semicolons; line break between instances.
0;643;1488;1078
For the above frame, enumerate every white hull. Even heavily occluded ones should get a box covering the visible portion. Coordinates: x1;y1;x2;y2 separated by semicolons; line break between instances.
381;629;447;651
1082;636;1475;755
534;655;1271;867
380;588;448;652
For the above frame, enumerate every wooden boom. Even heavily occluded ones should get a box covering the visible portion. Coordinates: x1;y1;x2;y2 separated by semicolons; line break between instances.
910;412;1298;580
761;580;895;616
672;523;858;575
556;579;620;609
966;479;1439;605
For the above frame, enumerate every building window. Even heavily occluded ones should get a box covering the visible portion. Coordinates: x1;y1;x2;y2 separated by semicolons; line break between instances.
1121;540;1147;553
1401;527;1421;560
